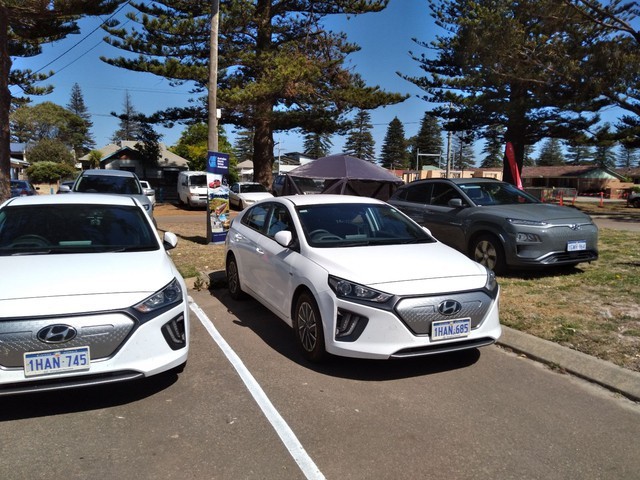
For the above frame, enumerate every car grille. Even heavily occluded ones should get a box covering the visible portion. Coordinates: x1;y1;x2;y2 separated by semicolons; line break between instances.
0;313;135;368
395;291;493;336
540;250;598;264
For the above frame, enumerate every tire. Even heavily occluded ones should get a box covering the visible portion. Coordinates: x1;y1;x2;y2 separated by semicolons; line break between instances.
226;254;246;300
293;292;326;362
632;198;640;208
470;233;506;275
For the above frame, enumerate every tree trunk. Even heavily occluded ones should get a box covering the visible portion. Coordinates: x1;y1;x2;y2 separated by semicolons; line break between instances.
0;6;12;200
252;108;274;189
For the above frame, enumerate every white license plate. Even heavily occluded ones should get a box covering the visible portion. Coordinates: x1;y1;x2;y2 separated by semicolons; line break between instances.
431;318;471;341
24;346;90;377
567;240;587;252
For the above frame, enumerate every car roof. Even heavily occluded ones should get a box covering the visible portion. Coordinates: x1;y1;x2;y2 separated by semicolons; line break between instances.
3;193;140;208
408;178;503;185
276;194;386;207
80;169;137;178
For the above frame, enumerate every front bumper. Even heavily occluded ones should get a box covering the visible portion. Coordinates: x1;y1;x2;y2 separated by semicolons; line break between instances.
315;288;501;360
0;303;189;396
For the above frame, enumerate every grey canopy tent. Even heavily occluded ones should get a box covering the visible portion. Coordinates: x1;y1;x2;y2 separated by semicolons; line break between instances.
279;154;404;200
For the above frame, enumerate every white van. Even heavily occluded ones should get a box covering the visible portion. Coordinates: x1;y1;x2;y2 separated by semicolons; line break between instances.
177;171;212;209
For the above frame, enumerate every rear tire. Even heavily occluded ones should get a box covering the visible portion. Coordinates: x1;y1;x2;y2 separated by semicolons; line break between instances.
470;234;506;275
293;292;326;362
226;254;246;300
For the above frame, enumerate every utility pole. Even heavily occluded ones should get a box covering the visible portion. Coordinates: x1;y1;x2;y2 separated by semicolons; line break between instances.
208;0;220;153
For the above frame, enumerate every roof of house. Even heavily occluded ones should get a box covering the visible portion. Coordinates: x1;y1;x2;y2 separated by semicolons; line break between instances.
521;165;627;180
79;141;188;168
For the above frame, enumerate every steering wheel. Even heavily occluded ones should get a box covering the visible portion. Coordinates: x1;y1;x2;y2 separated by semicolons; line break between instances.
309;229;342;241
10;234;51;248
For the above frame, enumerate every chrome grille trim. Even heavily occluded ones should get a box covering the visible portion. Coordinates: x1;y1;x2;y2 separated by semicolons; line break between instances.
0;313;135;368
395;291;493;335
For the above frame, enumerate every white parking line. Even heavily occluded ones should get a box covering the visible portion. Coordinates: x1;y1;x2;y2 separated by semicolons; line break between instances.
189;299;326;480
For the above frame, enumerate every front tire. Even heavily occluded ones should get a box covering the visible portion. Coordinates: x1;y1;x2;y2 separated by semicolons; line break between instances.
226;254;246;300
470;234;506;275
293;292;326;362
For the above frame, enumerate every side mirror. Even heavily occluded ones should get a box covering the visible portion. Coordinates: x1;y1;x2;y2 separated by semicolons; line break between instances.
163;231;178;250
448;198;463;208
274;230;293;247
58;185;71;193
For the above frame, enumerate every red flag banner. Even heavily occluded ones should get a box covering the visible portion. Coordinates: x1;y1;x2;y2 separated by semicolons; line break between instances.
505;142;523;190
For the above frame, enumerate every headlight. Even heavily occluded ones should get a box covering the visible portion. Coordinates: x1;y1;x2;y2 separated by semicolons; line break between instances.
484;269;499;297
507;218;547;226
134;278;183;313
328;276;392;303
516;232;541;243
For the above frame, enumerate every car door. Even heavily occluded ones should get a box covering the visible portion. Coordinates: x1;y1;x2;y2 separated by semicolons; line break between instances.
232;203;270;297
392;182;433;225
251;204;298;318
424;182;467;251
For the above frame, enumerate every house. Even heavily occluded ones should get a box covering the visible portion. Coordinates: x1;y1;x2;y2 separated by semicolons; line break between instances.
10;143;29;179
521;166;631;198
79;141;190;201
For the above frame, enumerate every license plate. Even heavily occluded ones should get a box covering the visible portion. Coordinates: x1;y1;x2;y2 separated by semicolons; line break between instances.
24;346;90;377
567;240;587;252
431;318;471;341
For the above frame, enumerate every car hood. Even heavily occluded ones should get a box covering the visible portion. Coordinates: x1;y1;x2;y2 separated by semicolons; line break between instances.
306;242;489;295
475;203;593;223
0;251;179;317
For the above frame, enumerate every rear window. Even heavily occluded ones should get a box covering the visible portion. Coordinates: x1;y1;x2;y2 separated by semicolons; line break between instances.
75;175;141;195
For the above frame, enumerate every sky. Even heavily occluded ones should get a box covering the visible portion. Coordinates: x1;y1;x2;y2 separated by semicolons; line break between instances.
11;0;440;163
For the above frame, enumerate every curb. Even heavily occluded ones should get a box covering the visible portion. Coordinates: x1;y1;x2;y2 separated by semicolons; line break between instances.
497;326;640;402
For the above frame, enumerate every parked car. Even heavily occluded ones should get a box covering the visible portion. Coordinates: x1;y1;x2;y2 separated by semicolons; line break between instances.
271;174;323;196
177;171;209;209
228;182;273;209
10;180;39;197
0;194;189;396
388;178;599;274
62;169;154;221
139;180;157;206
627;188;640;208
225;195;501;362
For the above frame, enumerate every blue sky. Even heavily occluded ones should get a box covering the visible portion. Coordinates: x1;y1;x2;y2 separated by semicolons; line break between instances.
11;0;439;162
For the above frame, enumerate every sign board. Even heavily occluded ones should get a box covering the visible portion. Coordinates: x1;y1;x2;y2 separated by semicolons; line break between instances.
206;151;230;244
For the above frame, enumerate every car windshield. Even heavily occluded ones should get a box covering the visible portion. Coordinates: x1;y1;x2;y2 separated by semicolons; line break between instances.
241;184;267;193
190;175;207;186
0;204;159;256
297;203;435;248
75;175;142;195
458;182;539;206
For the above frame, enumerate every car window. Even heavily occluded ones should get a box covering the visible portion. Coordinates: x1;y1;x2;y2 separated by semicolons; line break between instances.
0;204;158;255
266;204;293;238
189;175;207;187
242;184;267;193
75;175;141;195
297;203;434;248
458;182;539;205
242;204;269;232
430;183;461;207
404;183;432;203
231;184;240;193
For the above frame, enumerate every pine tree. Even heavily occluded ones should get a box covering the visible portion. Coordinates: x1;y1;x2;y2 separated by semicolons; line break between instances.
411;112;443;167
380;117;409;169
303;132;332;159
67;83;95;157
537;138;566;166
617;144;639;170
101;1;407;188
402;0;609;185
233;130;254;163
111;92;143;143
452;132;475;170
343;110;376;161
1;0;123;200
566;139;594;165
480;125;504;168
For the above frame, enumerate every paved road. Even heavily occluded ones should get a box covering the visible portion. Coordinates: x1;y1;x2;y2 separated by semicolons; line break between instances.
1;287;638;480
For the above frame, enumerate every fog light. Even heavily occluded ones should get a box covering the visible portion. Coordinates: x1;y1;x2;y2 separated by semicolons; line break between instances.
162;314;186;350
335;309;368;341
